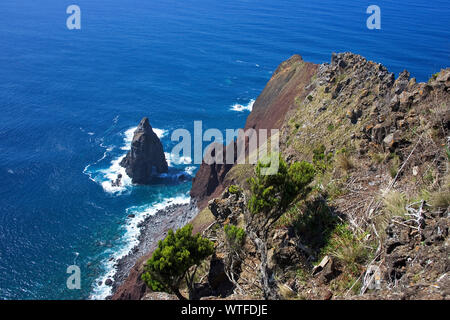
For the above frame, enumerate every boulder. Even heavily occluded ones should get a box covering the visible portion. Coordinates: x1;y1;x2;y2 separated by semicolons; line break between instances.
105;279;113;286
393;70;410;94
120;117;168;184
207;189;245;223
371;123;390;144
383;131;400;151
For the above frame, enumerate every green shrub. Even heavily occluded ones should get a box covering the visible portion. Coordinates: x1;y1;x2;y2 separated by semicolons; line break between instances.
383;190;407;217
141;224;214;300
389;154;400;179
248;153;315;217
224;224;246;251
292;198;339;253
228;185;241;195
313;144;333;173
321;224;372;276
327;124;335;132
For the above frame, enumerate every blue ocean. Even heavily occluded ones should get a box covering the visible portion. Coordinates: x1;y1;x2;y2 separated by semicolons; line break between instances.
0;0;448;299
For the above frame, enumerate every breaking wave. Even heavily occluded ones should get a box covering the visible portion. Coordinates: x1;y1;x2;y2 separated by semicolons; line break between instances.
89;194;190;300
230;99;255;112
83;126;168;194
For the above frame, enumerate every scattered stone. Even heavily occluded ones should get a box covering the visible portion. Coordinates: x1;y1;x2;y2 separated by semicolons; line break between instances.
372;123;390;144
322;290;333;300
312;255;330;276
111;174;122;187
383;131;400;151
141;292;178;300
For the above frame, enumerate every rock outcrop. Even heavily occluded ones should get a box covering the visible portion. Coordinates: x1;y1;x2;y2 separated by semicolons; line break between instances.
244;54;318;131
120;117;168;184
190;142;237;209
191;55;318;209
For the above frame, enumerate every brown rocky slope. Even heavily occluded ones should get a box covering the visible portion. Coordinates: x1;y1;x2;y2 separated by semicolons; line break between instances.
113;52;449;300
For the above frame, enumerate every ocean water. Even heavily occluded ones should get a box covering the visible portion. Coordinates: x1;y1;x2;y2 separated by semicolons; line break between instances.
0;0;448;299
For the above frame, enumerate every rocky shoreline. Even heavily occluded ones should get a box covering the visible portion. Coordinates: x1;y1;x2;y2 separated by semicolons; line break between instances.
106;200;198;299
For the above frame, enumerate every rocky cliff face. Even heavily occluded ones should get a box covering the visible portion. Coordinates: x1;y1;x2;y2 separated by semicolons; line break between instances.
120;117;168;184
113;53;449;300
245;54;318;131
190;142;237;209
221;53;449;300
189;53;449;300
190;55;318;208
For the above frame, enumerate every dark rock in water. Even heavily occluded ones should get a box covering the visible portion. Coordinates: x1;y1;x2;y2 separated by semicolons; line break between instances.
127;214;135;219
177;173;191;182
111;174;122;187
105;279;113;286
120;117;168;184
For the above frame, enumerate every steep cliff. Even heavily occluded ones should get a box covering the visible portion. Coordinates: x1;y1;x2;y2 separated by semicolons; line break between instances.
199;53;449;300
244;54;318;131
120;117;168;184
114;53;449;300
190;55;318;209
190;142;237;209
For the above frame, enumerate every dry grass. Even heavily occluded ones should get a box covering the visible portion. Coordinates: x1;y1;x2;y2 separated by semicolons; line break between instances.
278;283;297;300
369;151;388;165
430;189;450;210
382;190;407;217
389;155;401;179
322;224;372;275
335;153;354;172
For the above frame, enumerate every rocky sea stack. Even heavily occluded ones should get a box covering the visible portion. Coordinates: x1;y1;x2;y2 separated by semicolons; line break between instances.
120;117;168;184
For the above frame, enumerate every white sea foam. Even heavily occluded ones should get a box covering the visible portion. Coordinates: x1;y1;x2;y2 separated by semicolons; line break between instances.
89;194;190;300
89;126;168;194
184;166;197;176
83;144;113;183
165;152;192;167
120;127;137;150
230;99;255;112
100;155;132;194
153;128;168;139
